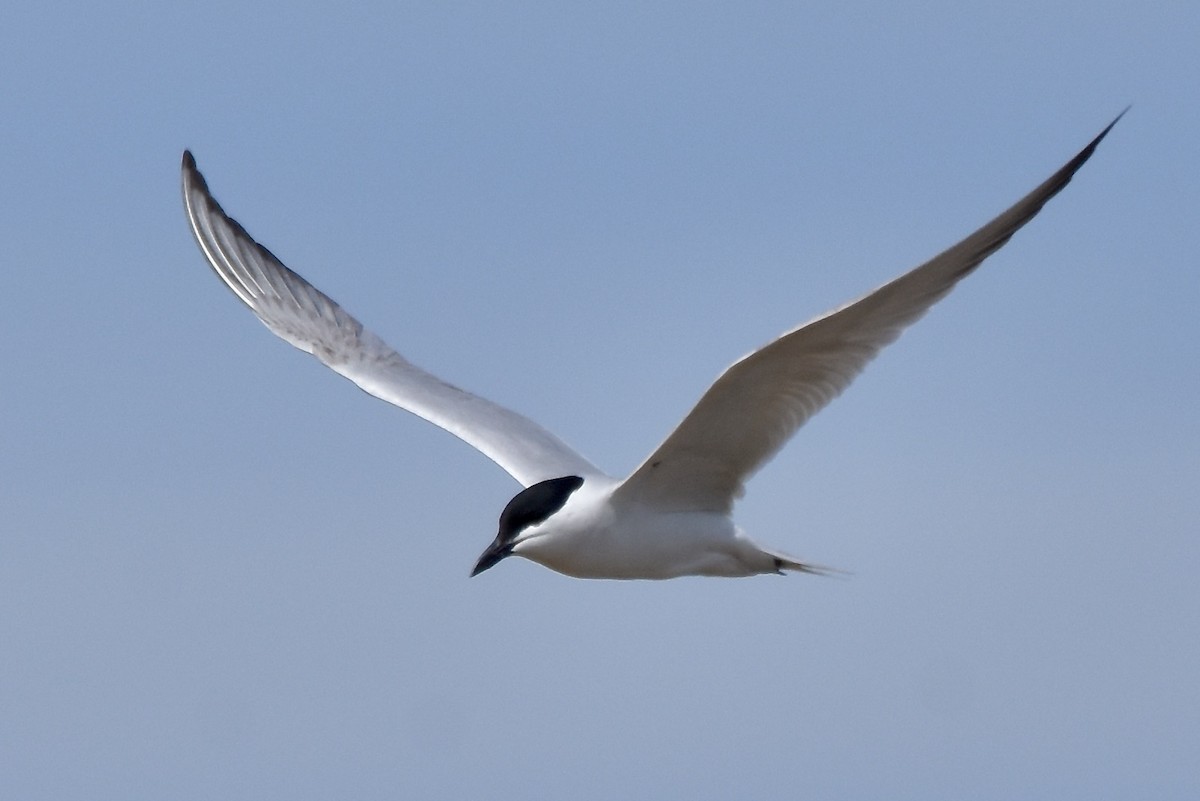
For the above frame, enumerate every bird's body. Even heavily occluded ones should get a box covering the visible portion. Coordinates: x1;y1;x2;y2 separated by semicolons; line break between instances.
501;478;786;579
182;113;1122;580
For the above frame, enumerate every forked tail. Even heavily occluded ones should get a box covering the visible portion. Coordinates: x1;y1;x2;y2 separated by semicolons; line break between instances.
769;551;844;577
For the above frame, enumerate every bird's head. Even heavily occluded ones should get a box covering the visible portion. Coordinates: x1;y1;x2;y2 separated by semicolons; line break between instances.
470;475;585;576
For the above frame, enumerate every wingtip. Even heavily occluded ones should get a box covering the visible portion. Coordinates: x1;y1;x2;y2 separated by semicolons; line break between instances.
1044;108;1127;192
1097;106;1130;141
1080;107;1129;160
180;150;214;204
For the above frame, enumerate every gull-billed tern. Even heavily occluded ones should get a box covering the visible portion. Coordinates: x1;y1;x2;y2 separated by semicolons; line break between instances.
182;113;1122;580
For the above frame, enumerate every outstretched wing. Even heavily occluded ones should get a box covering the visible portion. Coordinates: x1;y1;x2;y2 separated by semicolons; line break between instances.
615;112;1123;513
182;152;603;487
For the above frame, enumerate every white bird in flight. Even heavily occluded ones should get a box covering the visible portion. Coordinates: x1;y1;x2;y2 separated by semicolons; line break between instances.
183;113;1121;580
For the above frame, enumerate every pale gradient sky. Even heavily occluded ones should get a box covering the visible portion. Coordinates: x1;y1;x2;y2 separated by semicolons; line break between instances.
2;2;1197;799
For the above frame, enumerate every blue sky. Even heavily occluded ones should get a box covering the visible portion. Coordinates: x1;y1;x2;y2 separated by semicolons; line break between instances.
2;2;1197;799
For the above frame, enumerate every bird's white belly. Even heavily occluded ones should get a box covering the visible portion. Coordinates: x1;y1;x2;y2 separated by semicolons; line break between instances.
514;502;774;579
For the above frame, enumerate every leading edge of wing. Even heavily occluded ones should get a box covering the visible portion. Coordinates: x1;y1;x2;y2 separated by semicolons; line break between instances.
180;152;604;487
614;111;1125;514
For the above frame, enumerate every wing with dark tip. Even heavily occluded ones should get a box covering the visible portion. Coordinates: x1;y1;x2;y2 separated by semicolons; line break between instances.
181;152;604;487
615;112;1124;513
